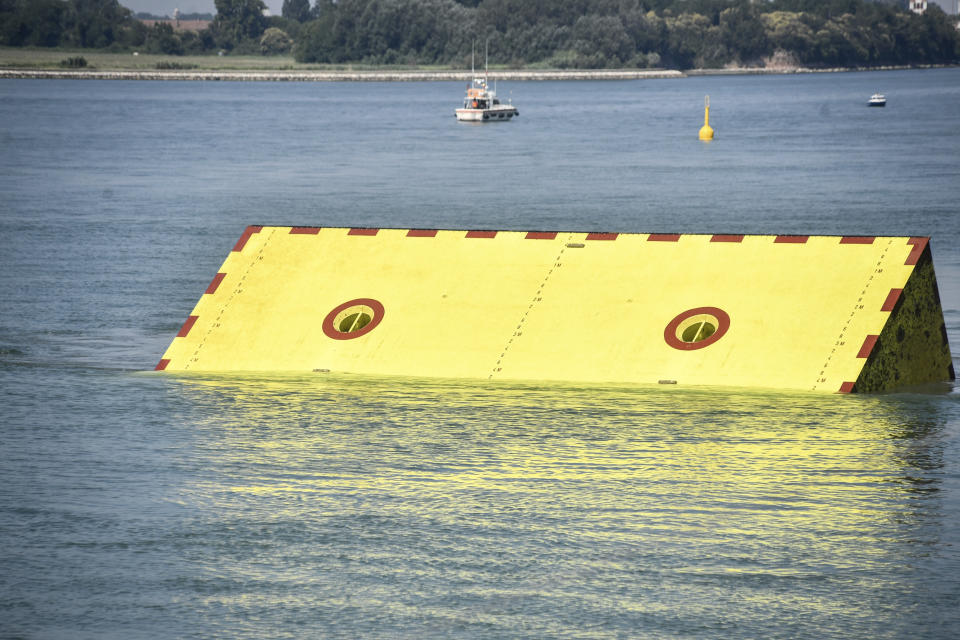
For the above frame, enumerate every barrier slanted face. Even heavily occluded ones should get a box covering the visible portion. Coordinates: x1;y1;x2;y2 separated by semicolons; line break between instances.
156;228;954;393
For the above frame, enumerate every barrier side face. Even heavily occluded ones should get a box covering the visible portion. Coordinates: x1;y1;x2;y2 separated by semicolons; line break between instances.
852;244;954;392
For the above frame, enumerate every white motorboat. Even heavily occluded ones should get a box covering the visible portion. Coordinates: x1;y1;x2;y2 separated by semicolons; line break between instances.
455;41;518;122
455;77;518;122
868;93;886;107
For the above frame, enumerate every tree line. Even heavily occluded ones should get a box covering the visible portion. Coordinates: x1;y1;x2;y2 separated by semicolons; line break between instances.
1;0;958;69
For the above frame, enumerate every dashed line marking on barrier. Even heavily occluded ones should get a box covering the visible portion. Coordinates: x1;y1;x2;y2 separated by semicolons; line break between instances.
491;234;571;378
817;237;893;391
185;227;275;370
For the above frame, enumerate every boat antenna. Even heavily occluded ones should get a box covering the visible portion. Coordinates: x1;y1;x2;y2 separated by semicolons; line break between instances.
471;40;475;79
485;36;489;88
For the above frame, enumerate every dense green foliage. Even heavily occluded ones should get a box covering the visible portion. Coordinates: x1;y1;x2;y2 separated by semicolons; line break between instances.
59;54;86;66
0;0;145;48
1;0;957;68
209;0;267;52
282;0;312;22
292;0;960;68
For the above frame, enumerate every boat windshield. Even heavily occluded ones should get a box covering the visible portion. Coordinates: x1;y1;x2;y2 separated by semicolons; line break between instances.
465;97;489;109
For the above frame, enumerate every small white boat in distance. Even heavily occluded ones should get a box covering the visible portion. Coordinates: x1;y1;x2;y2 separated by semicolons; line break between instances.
455;77;518;122
868;93;886;107
455;39;518;122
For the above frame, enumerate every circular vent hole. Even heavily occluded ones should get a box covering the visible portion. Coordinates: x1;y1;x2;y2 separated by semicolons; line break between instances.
681;321;716;343
664;307;730;351
322;298;385;340
338;312;372;334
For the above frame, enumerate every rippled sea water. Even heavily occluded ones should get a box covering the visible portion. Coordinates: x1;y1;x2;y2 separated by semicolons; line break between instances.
1;69;959;639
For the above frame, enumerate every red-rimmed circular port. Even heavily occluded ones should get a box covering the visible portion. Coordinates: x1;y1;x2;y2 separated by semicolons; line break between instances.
664;307;730;351
322;298;385;340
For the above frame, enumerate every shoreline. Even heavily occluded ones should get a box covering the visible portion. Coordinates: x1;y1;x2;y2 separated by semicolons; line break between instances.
1;68;684;81
0;64;948;82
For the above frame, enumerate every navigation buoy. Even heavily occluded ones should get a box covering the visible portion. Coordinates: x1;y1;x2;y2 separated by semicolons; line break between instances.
699;95;714;141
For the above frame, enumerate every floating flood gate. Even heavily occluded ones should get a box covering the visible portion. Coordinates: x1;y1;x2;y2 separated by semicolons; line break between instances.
157;228;954;393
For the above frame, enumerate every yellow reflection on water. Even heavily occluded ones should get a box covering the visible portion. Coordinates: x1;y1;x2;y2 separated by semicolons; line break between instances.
155;371;956;629
161;371;950;521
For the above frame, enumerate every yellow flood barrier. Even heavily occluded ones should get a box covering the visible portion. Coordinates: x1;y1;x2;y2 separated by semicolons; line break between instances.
156;228;954;393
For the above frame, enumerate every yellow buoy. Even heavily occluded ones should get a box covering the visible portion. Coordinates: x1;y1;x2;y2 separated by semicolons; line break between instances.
699;95;714;140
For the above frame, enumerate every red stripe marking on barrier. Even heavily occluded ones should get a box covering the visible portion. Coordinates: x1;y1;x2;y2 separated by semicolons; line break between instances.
857;335;879;358
290;227;320;234
466;230;497;238
348;228;379;236
905;237;928;265
840;236;875;244
881;288;903;312
177;315;198;338
839;381;855;393
407;229;438;237
233;225;263;252
711;234;744;243
774;235;809;243
586;232;618;241
205;273;226;295
647;234;680;242
526;231;558;240
155;359;170;371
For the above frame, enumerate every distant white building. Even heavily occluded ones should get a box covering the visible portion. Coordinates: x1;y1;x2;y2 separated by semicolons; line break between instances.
909;0;927;14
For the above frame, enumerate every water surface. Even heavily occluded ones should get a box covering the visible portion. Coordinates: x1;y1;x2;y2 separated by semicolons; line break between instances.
1;69;958;638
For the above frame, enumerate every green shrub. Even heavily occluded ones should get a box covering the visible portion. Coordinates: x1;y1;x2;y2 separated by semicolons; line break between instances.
260;27;293;55
59;56;88;68
155;61;198;69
